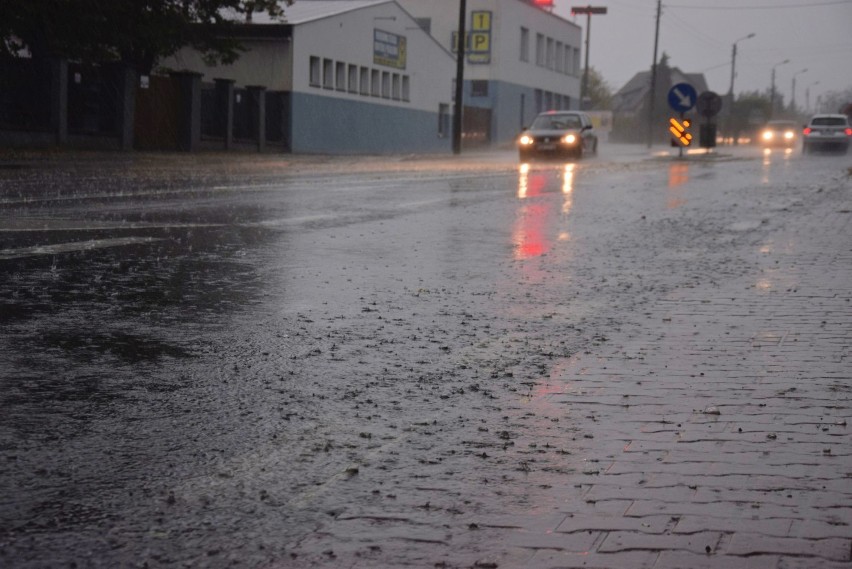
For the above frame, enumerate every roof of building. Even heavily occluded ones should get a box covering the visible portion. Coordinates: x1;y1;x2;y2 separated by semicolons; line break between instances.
612;67;710;113
246;0;392;25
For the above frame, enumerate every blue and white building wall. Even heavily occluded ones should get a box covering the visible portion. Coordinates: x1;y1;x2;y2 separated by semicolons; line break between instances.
163;0;456;154
399;0;582;146
288;1;455;154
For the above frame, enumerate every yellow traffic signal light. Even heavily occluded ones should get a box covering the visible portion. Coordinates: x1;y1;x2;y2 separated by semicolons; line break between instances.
669;117;693;146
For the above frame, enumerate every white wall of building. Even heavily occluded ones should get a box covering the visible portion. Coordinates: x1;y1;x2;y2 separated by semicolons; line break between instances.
291;2;454;114
398;0;582;96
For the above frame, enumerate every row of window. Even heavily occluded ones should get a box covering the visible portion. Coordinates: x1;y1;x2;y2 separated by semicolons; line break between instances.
535;89;571;114
309;56;411;102
520;27;580;76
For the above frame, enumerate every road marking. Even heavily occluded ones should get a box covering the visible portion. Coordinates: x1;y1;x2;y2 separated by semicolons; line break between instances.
0;237;163;260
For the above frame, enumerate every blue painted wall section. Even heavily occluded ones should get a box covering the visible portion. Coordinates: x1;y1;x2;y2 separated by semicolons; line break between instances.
291;93;451;155
464;80;577;147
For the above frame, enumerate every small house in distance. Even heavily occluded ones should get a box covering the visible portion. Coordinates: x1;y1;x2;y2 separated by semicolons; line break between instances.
611;57;709;143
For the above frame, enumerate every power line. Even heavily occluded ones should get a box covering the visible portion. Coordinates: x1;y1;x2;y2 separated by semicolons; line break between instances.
667;0;851;10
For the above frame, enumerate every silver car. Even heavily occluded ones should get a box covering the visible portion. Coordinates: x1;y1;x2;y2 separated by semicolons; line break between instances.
518;111;598;161
802;114;851;154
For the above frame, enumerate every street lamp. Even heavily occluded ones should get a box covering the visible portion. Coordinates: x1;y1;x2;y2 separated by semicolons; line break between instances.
805;80;820;113
769;58;789;119
790;68;807;112
728;33;755;103
572;5;608;110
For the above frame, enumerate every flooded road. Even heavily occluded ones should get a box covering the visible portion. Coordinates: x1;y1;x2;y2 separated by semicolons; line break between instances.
1;146;849;567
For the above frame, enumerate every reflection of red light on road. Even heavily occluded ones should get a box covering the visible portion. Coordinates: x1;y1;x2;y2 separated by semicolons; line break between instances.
513;203;550;259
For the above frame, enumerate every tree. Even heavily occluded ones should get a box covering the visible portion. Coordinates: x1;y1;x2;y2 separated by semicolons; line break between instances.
585;67;613;110
819;86;852;115
1;0;291;72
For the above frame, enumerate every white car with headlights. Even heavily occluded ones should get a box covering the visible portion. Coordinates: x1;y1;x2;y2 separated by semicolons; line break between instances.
518;111;597;161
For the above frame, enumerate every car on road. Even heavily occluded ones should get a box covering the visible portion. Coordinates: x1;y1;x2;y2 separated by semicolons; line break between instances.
802;114;851;154
518;111;597;161
758;120;798;148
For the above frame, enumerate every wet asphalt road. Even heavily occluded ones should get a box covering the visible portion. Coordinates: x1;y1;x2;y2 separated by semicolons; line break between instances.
0;145;850;568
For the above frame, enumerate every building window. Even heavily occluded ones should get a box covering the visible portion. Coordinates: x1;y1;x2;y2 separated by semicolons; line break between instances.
402;75;410;101
564;45;572;74
471;80;488;97
546;38;554;69
520;27;529;62
309;56;321;86
348;64;358;93
323;58;334;89
336;62;346;91
371;69;380;96
573;48;581;76
439;103;450;137
534;89;543;113
555;41;563;72
392;74;401;100
545;91;553;110
535;33;544;66
381;71;391;99
360;67;370;95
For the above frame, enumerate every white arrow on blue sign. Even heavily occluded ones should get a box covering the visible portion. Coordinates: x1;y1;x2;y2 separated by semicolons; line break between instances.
668;82;697;113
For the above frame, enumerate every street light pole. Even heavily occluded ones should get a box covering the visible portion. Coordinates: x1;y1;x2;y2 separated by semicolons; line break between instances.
728;33;755;103
727;33;755;144
769;58;789;120
790;68;807;113
571;5;608;110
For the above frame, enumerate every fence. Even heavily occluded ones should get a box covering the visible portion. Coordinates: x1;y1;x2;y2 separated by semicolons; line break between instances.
1;57;288;152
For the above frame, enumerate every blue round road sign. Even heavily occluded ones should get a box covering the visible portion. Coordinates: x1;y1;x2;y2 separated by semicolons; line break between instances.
668;83;697;113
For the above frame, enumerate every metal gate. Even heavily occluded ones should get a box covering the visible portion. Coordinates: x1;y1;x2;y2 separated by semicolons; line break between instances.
463;106;491;147
134;75;181;150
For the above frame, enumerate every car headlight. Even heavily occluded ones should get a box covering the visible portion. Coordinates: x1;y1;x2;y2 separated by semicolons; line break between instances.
519;134;534;145
761;131;773;141
784;131;794;140
562;134;577;144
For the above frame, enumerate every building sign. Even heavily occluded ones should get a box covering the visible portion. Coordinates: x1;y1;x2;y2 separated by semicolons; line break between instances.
451;11;492;64
374;29;407;69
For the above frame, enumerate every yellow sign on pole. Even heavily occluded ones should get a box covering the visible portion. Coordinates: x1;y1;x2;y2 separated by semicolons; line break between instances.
471;11;491;31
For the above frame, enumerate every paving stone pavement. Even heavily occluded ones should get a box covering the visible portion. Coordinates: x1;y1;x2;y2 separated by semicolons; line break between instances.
482;162;852;568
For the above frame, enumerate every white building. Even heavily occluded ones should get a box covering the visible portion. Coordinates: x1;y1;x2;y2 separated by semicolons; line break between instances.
398;0;583;146
163;0;456;154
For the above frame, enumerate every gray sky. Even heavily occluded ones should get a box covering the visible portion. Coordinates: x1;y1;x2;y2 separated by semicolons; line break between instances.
553;0;852;110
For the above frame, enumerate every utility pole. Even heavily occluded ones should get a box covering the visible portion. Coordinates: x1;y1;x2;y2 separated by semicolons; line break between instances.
452;0;466;155
646;0;661;148
726;33;755;144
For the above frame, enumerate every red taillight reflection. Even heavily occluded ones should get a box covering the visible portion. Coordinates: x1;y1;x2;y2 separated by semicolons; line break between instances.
803;127;812;135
